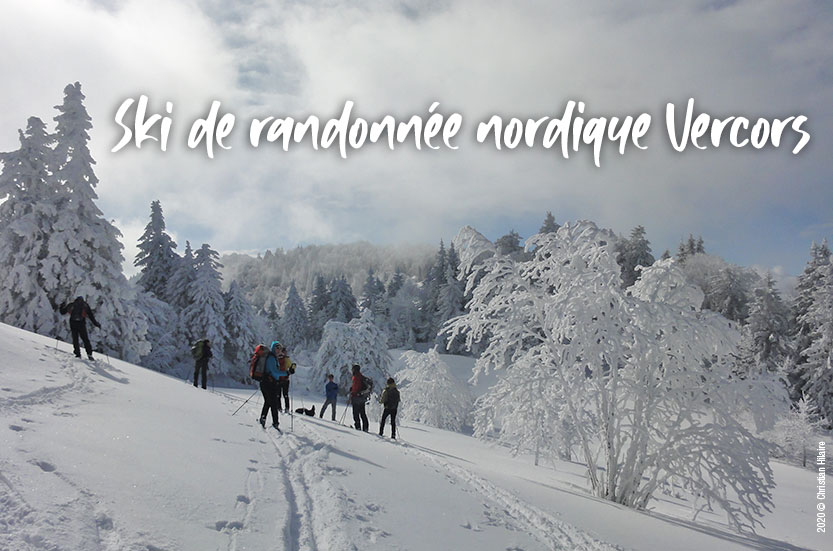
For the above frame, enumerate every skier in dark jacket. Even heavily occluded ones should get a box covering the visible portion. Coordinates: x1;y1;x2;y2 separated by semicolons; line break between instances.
193;339;212;389
275;344;295;412
349;364;369;432
378;378;400;439
259;341;284;430
59;296;100;360
320;374;339;421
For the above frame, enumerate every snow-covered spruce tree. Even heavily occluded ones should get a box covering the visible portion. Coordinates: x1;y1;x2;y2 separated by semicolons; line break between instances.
134;200;178;300
166;241;194;311
706;265;755;323
0;117;60;335
307;274;331;341
734;273;790;378
47;83;149;362
315;311;392;393
181;244;229;373
446;223;775;532
614;225;655;288
418;241;447;341
360;268;388;326
135;291;180;374
539;211;560;234
224;280;259;380
435;262;466;353
388;278;420;349
386;267;405;299
395;347;473;432
789;241;831;401
280;281;311;348
327;275;359;323
801;259;833;422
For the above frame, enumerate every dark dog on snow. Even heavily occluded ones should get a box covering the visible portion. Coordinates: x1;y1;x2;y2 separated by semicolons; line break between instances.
295;405;316;416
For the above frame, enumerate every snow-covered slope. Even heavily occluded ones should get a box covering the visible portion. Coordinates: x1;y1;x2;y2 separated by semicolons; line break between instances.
0;323;825;550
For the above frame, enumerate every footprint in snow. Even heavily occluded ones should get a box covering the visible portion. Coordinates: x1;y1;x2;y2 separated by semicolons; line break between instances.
236;495;250;504
214;520;244;531
9;425;24;432
96;513;114;530
33;460;56;472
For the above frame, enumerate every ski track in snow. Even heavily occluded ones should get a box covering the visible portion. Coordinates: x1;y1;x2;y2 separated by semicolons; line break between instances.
391;440;621;551
268;410;619;551
264;420;361;551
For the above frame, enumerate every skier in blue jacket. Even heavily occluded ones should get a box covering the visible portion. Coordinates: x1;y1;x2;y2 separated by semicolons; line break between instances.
320;374;339;421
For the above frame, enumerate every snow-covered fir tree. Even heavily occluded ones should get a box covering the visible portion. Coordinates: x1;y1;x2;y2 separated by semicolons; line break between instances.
135;292;180;374
386;267;405;299
46;83;150;362
614;225;655;287
789;241;831;400
0;117;59;335
418;240;447;341
360;268;388;325
800;259;833;422
395;347;473;432
134;200;178;300
307;274;331;340
387;278;420;349
734;273;790;378
166;241;195;311
676;234;706;262
280;281;311;348
707;266;753;322
495;229;523;257
327;275;359;323
446;224;775;532
181;244;229;372
224;280;259;379
435;262;466;352
315;311;392;393
538;211;560;234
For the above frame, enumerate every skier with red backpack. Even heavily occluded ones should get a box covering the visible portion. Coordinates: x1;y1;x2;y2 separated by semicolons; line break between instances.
59;296;101;360
349;364;372;432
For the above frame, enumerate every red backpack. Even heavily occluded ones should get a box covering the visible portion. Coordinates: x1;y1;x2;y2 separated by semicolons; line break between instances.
249;344;269;381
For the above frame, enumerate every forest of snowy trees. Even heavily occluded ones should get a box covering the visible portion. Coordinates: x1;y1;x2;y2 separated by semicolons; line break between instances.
1;83;831;530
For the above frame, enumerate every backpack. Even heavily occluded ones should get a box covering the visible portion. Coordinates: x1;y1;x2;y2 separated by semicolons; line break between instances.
249;344;269;381
358;375;374;398
191;340;205;360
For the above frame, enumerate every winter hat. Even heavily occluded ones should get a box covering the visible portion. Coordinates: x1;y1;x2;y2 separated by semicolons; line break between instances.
387;377;395;385
352;364;361;374
271;341;281;353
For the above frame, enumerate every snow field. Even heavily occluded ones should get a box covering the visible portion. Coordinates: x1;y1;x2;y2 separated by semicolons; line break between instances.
1;322;829;551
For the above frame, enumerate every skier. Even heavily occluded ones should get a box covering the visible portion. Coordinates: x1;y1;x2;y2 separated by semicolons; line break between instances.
349;364;369;432
320;374;338;421
192;339;212;389
259;341;284;430
378;377;400;439
58;296;101;360
275;344;295;412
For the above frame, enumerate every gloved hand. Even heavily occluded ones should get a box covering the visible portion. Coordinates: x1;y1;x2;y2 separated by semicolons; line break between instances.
94;322;101;329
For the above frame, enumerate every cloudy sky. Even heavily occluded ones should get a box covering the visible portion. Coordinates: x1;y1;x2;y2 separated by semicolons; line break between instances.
1;0;831;277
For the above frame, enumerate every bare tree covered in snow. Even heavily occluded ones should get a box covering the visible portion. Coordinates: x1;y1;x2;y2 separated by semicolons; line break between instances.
446;222;776;532
395;347;473;432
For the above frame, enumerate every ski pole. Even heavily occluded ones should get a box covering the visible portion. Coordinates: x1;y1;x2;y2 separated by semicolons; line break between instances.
232;389;260;416
339;400;350;425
